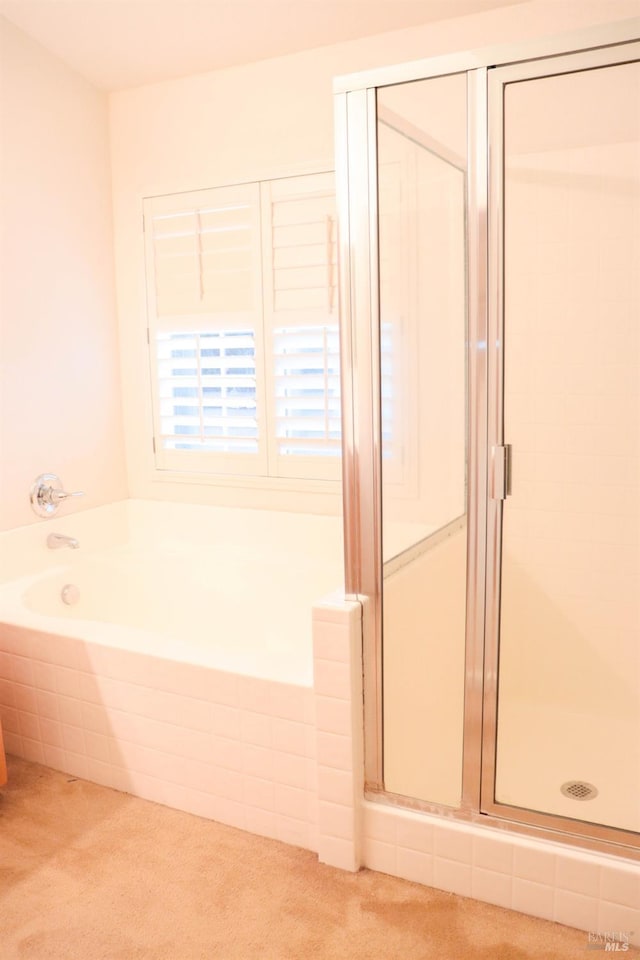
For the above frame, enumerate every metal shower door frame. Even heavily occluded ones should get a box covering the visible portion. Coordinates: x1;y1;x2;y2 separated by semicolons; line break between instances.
334;19;640;860
482;38;640;852
335;55;490;809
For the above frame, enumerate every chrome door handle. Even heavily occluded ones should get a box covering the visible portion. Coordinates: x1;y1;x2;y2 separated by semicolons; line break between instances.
490;445;511;501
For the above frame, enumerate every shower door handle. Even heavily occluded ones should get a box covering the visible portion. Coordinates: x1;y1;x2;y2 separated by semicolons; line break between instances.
490;444;511;500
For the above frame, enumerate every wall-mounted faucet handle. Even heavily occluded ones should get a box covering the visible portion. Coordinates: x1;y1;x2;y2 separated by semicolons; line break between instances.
30;474;85;517
48;488;84;505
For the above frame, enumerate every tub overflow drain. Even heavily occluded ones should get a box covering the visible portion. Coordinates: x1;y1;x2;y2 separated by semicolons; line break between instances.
61;584;80;606
560;780;598;801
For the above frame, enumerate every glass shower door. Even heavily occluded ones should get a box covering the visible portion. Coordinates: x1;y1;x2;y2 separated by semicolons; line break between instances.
487;51;640;836
376;74;469;807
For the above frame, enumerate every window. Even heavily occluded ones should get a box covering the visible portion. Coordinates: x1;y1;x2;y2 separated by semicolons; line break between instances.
144;172;340;483
157;330;259;454
272;324;342;460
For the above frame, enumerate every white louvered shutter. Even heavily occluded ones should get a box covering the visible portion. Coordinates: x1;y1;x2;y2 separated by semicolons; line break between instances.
261;172;342;481
144;184;268;475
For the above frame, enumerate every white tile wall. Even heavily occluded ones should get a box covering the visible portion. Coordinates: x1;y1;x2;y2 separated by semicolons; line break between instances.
0;624;318;852
310;597;640;946
313;595;363;873
361;800;640;945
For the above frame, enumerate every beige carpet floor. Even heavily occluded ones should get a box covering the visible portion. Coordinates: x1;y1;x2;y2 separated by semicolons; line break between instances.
1;756;634;960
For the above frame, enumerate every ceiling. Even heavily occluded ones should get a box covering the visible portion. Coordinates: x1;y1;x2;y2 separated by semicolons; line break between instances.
0;0;524;91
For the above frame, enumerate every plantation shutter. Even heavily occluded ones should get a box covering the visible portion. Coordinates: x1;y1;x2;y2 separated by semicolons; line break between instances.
261;172;341;481
144;184;268;475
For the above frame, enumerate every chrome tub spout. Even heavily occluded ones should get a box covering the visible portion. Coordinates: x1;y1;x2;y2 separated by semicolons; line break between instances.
46;533;79;550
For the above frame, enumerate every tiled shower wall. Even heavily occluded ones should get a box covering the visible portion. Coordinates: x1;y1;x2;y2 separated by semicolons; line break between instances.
0;624;318;851
312;597;640;946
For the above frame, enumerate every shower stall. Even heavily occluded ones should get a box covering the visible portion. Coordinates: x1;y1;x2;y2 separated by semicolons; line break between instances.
336;21;639;857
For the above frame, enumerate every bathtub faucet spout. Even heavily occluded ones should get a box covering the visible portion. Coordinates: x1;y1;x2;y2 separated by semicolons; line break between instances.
46;533;79;550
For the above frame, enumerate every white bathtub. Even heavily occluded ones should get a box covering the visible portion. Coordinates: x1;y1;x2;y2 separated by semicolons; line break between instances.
0;499;344;685
0;499;345;851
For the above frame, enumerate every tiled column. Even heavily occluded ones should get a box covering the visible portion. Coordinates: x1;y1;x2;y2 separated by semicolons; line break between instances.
312;594;363;872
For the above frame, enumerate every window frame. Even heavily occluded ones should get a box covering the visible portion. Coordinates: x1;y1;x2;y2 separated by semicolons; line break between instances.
143;170;343;488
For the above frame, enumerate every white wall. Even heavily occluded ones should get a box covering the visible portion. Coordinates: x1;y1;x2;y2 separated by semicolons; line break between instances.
109;0;638;514
0;18;127;532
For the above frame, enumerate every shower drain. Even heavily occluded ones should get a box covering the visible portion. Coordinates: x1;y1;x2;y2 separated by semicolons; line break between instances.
560;780;599;801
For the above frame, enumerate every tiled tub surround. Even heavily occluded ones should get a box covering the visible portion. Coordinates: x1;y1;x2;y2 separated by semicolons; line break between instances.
0;499;346;850
0;625;320;850
313;595;364;873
